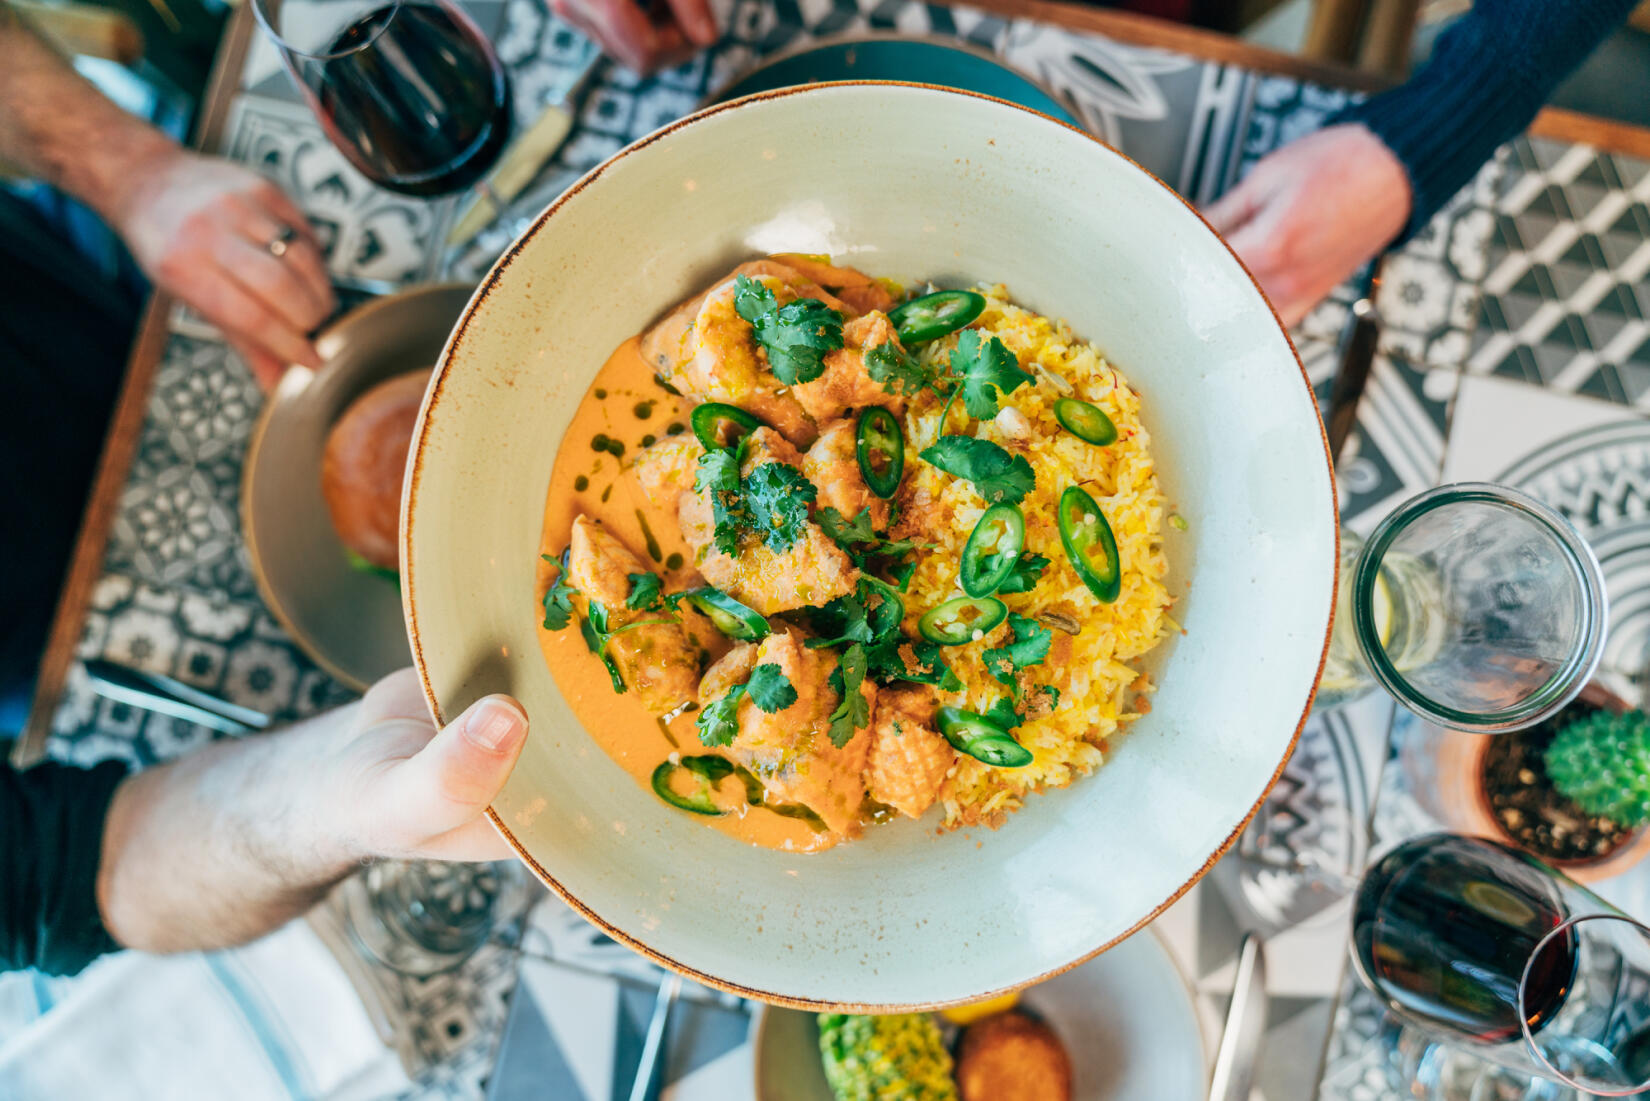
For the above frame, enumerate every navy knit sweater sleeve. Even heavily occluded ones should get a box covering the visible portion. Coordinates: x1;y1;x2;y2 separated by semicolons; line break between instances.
0;746;127;976
1329;0;1641;240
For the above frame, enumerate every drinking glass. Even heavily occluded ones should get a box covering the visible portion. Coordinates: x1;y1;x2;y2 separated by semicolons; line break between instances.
1319;483;1606;732
252;0;512;197
1352;833;1650;1097
343;859;529;976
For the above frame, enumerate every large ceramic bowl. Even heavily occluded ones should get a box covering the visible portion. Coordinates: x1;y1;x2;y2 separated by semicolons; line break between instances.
404;82;1336;1009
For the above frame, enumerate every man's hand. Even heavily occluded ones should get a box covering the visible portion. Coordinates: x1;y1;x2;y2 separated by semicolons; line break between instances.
98;668;529;954
0;14;334;386
550;0;717;74
323;668;528;863
115;148;336;388
1205;124;1413;328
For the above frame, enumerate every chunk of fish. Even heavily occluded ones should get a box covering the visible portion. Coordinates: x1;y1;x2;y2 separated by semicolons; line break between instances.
566;515;700;713
641;261;863;448
629;435;703;502
677;428;858;615
864;684;954;819
698;640;757;702
769;253;898;315
641;259;857;376
699;628;875;836
567;514;643;607
801;418;890;530
792;312;910;425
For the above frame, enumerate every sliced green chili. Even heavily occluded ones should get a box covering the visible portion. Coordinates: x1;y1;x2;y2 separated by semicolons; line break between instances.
1057;486;1121;603
855;406;904;498
888;290;987;344
1053;398;1117;446
936;707;1033;768
917;595;1008;645
650;755;734;815
690;402;765;451
682;587;769;641
727;762;828;831
959;504;1025;597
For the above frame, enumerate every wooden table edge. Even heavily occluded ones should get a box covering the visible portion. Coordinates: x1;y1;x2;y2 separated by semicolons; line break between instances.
18;3;1650;765
12;4;254;767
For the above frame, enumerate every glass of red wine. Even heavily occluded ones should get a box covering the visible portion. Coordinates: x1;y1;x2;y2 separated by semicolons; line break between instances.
252;0;512;197
1353;833;1650;1096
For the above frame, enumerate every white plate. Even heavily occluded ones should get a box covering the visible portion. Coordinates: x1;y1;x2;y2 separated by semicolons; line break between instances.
754;928;1209;1101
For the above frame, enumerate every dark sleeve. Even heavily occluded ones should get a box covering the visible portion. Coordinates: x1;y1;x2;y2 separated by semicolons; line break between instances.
0;745;129;976
1328;0;1641;241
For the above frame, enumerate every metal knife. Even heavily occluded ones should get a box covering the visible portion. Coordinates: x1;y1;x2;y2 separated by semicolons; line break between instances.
1207;932;1268;1101
446;51;604;248
82;657;271;736
1324;261;1383;466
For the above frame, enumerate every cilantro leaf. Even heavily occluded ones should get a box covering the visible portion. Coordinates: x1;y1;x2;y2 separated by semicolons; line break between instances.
983;696;1022;731
732;273;777;322
982;612;1054;686
997;552;1050;595
745;664;798;713
951;330;1035;420
733;274;843;386
825;643;871;748
888;557;917;592
625;572;664;611
865;341;930;396
919;436;1036;505
818;505;876;549
540;553;577;630
807;588;874;649
808;578;901;650
865;635;959;691
579;602;627;694
742;462;818;553
694;449;744;556
696;684;744;747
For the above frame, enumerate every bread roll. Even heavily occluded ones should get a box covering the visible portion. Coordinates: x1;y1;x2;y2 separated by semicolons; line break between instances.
321;369;430;571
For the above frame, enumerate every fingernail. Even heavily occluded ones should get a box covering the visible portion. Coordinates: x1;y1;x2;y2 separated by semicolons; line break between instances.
463;696;527;752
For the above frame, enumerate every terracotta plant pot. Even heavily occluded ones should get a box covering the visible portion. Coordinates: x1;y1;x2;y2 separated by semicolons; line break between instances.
1418;682;1650;885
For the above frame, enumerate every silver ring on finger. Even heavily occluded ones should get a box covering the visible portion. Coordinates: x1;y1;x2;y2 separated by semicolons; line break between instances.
266;225;298;259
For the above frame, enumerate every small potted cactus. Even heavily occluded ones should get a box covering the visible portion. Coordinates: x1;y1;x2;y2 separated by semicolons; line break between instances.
1546;709;1650;833
1417;683;1650;882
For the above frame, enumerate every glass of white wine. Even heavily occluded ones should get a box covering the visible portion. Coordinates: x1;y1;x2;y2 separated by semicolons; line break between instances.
1315;483;1605;732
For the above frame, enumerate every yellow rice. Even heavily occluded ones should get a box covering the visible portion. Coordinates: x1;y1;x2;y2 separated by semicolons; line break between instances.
899;286;1174;829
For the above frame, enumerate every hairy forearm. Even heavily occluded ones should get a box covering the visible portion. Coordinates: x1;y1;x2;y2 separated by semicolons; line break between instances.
0;2;177;223
96;704;367;954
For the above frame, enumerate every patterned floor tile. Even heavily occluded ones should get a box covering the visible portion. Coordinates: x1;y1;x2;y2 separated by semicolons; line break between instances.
1468;137;1650;404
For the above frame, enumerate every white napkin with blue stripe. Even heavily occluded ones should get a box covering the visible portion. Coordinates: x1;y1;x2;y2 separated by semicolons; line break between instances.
0;920;409;1101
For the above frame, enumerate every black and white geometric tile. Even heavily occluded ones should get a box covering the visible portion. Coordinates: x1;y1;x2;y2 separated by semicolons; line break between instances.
1468;137;1650;404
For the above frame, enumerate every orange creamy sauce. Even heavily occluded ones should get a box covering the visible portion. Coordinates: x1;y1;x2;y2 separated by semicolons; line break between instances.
534;338;836;853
